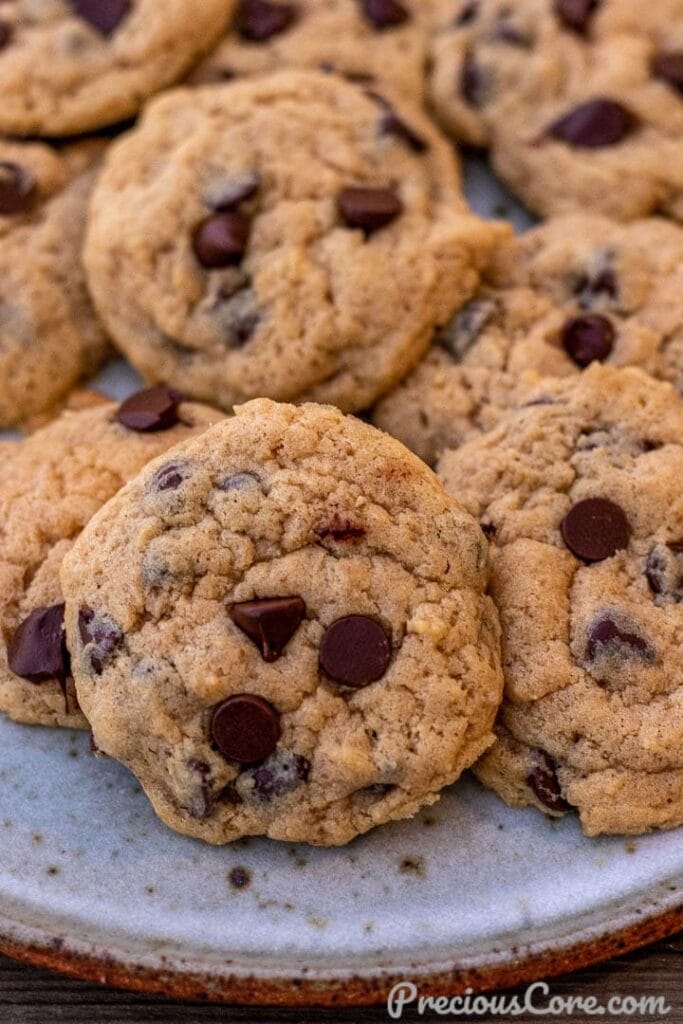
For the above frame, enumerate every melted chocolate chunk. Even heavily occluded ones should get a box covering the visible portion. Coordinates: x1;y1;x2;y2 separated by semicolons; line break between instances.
437;298;497;360
585;614;656;665
314;515;366;542
652;51;683;94
646;542;683;603
337;187;403;234
235;0;298;41
361;0;409;30
117;387;184;433
8;605;69;684
0;162;37;216
561;314;615;367
555;0;599;33
71;0;131;35
78;607;123;676
246;752;311;801
546;99;637;148
527;752;572;813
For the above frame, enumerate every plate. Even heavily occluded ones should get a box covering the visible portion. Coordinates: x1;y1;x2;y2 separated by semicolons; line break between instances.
0;158;680;1006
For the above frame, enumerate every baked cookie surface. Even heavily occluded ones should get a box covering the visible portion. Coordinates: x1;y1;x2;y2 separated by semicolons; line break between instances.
84;70;504;414
438;365;683;836
0;139;111;429
61;400;503;846
373;214;683;463
0;0;236;136
193;0;430;103
0;390;222;730
429;0;683;221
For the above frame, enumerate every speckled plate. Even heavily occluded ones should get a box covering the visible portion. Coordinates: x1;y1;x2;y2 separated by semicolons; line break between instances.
0;159;680;1006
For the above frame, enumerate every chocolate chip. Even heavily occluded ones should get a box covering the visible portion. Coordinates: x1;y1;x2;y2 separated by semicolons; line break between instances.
78;607;123;676
117;387;183;433
361;0;409;30
561;498;630;562
247;752;311;801
193;212;250;269
219;471;262;492
314;515;366;542
437;298;497;360
215;286;261;348
377;108;428;152
554;0;599;33
646;542;683;603
459;51;486;107
652;51;683;94
0;163;37;216
561;314;615;367
230;597;306;662
235;0;298;41
573;263;618;309
546;99;637;148
481;521;497;539
209;172;261;212
319;615;391;688
211;694;281;764
71;0;131;36
455;0;478;25
490;19;531;47
8;605;69;684
0;21;12;50
585;614;655;664
527;752;572;813
152;461;190;492
337;187;403;234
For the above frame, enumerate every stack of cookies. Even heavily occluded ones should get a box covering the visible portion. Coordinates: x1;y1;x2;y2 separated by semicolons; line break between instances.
0;0;681;847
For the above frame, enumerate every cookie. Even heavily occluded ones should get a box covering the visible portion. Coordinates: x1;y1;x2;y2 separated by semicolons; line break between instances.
0;139;111;430
429;0;683;221
193;0;430;103
438;365;683;836
84;70;506;414
0;389;223;730
373;214;683;464
0;0;236;136
60;399;503;846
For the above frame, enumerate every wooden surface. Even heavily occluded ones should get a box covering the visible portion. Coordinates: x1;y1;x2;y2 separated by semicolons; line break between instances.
0;934;680;1023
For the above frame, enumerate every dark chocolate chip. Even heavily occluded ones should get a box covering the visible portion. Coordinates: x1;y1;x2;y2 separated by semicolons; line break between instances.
0;162;37;216
337;187;403;234
78;607;123;676
248;752;311;801
361;0;409;30
646;542;683;603
235;0;298;41
319;615;391;688
8;605;69;684
554;0;599;33
459;51;486;107
152;461;190;492
561;314;615;367
211;694;281;764
455;1;478;25
0;21;12;50
437;298;497;360
561;498;630;562
378;109;428;152
209;172;261;212
652;51;683;94
585;614;655;664
71;0;131;36
230;597;306;662
481;521;497;539
193;212;250;269
490;19;531;47
117;387;183;433
314;515;366;542
546;99;637;148
573;264;618;309
527;752;572;813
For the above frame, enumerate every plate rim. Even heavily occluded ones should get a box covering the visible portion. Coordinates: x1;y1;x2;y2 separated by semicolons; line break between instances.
0;895;679;1006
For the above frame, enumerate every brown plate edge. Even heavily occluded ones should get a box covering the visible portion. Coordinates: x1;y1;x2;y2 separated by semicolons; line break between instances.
0;903;680;1007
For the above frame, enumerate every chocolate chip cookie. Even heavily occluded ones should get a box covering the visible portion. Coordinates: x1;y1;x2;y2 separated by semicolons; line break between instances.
430;0;683;221
0;0;236;136
373;214;683;464
84;70;505;414
0;389;222;730
0;139;111;430
438;365;683;836
61;400;503;846
193;0;430;103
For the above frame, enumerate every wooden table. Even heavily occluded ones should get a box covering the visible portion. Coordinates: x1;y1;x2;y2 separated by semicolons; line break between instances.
0;934;680;1023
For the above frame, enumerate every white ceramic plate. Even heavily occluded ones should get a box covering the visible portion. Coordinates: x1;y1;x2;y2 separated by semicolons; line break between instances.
0;159;680;1005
